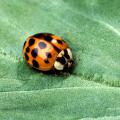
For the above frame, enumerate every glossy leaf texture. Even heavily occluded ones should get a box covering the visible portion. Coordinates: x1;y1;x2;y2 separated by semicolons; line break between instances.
0;0;120;119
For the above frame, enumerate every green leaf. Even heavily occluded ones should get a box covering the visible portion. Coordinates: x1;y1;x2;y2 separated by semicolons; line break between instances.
0;0;120;119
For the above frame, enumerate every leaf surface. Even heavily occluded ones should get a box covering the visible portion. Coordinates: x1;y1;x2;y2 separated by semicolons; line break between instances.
0;0;120;119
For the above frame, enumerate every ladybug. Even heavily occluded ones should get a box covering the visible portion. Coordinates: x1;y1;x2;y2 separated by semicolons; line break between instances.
22;33;73;72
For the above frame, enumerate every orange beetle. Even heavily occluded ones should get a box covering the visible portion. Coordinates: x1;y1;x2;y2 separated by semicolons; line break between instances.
23;33;73;71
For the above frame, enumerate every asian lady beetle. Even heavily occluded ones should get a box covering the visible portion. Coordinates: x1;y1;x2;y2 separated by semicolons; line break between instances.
22;33;73;71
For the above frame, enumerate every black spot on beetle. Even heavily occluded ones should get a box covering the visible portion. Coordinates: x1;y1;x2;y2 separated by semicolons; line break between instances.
25;53;29;61
32;60;39;68
29;39;35;46
33;33;44;38
44;35;53;42
26;47;30;53
46;52;52;58
39;42;47;49
53;45;60;53
31;48;38;58
56;57;66;65
57;40;63;44
44;59;49;64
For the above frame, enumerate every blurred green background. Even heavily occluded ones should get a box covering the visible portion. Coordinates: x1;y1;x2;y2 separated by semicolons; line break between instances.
0;0;120;119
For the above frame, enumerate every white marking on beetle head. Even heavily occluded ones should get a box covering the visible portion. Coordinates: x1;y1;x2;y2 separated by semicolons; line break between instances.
53;48;73;70
67;48;73;59
54;61;64;70
57;50;64;57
